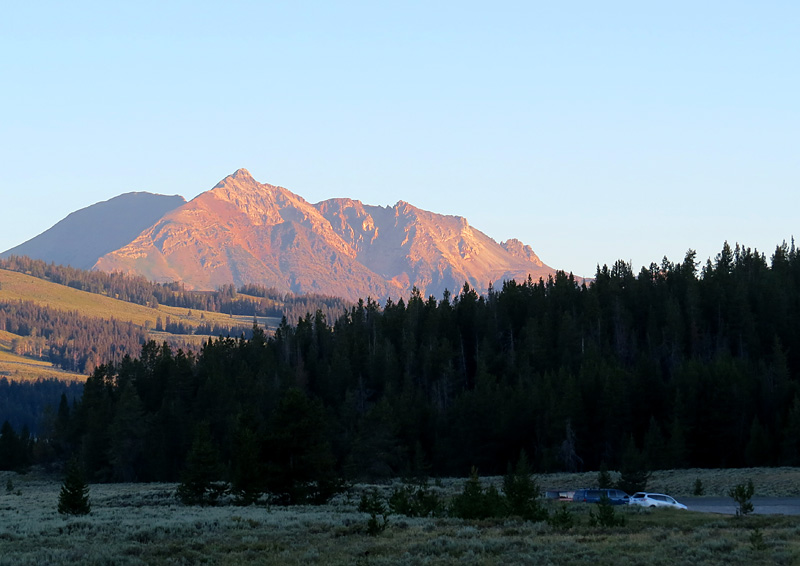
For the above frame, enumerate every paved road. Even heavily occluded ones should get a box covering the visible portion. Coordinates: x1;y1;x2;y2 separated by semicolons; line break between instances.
677;497;800;515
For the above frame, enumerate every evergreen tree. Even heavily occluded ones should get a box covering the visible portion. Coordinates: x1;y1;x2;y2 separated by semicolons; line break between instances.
265;389;340;504
0;421;24;471
503;451;547;521
616;435;649;494
176;422;224;505
58;457;91;515
230;414;264;505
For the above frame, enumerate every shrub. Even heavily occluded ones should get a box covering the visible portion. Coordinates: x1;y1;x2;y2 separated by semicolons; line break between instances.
547;504;575;530
388;483;444;517
58;458;91;515
728;479;755;517
449;467;506;520
693;478;705;496
358;488;386;515
588;495;624;528
358;488;389;536
749;527;766;551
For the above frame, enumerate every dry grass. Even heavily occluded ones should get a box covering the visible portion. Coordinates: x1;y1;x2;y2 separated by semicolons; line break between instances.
2;469;799;566
0;268;270;330
0;269;281;382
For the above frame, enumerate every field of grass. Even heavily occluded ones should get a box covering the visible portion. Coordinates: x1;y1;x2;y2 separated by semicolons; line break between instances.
0;268;281;382
2;469;799;565
0;329;86;383
0;268;276;331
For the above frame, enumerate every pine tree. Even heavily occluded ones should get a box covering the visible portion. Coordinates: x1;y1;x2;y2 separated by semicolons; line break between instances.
176;422;224;505
58;458;91;515
503;450;547;521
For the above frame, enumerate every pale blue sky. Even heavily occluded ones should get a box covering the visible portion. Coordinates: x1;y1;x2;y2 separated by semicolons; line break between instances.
2;1;798;279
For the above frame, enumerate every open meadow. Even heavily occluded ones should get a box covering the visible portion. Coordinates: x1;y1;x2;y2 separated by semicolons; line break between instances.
2;468;800;565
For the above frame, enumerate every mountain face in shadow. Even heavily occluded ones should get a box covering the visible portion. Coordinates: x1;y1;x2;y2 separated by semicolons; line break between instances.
93;169;559;301
2;192;186;270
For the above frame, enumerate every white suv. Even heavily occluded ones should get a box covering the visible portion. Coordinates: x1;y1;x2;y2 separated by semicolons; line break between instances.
629;492;687;510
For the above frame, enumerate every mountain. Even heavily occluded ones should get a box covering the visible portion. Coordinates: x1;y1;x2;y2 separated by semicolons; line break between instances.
93;169;560;301
1;192;186;270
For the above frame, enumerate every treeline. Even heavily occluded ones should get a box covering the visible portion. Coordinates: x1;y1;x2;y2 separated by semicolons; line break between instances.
0;378;83;436
54;241;800;487
0;256;351;322
0;301;146;373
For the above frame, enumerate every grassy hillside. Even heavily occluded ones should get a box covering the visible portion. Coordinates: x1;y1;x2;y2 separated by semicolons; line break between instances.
0;268;277;330
0;268;280;382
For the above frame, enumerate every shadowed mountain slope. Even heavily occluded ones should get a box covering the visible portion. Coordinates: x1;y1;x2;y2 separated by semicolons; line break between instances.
2;192;186;270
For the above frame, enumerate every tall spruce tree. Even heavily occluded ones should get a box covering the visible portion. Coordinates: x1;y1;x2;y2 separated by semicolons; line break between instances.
176;422;224;505
58;457;91;515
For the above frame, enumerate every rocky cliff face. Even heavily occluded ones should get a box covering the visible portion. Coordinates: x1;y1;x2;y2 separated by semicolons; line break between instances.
93;169;559;301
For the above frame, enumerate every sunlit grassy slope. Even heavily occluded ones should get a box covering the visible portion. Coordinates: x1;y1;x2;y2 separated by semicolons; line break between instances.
0;268;280;382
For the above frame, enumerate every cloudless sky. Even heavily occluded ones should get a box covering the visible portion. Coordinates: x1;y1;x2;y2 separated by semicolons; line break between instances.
2;1;798;279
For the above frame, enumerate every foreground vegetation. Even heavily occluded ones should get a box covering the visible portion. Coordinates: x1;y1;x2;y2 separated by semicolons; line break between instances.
2;469;799;566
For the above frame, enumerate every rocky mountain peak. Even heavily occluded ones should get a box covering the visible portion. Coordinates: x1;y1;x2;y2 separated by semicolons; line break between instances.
89;169;561;301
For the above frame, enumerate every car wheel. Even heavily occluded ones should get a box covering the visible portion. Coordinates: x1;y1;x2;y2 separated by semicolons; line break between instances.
649;505;656;508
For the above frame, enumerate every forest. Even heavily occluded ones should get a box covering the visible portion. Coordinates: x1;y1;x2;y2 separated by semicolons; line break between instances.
0;256;351;322
22;240;798;498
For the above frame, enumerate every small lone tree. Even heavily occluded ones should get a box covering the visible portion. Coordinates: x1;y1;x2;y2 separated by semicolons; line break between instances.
588;494;625;527
728;479;755;517
616;436;650;494
449;467;505;520
58;458;91;515
503;451;547;522
597;463;613;489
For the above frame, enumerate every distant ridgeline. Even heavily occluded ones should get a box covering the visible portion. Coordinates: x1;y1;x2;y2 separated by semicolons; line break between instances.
40;240;800;486
0;256;352;322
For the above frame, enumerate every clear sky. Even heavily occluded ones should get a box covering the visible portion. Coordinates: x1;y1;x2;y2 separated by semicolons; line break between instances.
2;1;798;279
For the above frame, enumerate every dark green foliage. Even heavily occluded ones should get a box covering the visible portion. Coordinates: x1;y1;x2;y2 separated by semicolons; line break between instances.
0;379;81;438
597;464;613;489
449;467;506;520
58;457;90;515
588;495;625;528
388;483;444;517
728;479;755;517
616;436;649;495
264;389;341;505
358;489;390;536
230;414;265;505
0;420;30;472
749;527;766;551
547;504;575;530
5;478;13;493
503;451;547;522
176;423;225;506
693;478;705;496
39;239;800;487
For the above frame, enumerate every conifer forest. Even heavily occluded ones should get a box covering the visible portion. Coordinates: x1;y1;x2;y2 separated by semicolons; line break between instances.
3;241;800;502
